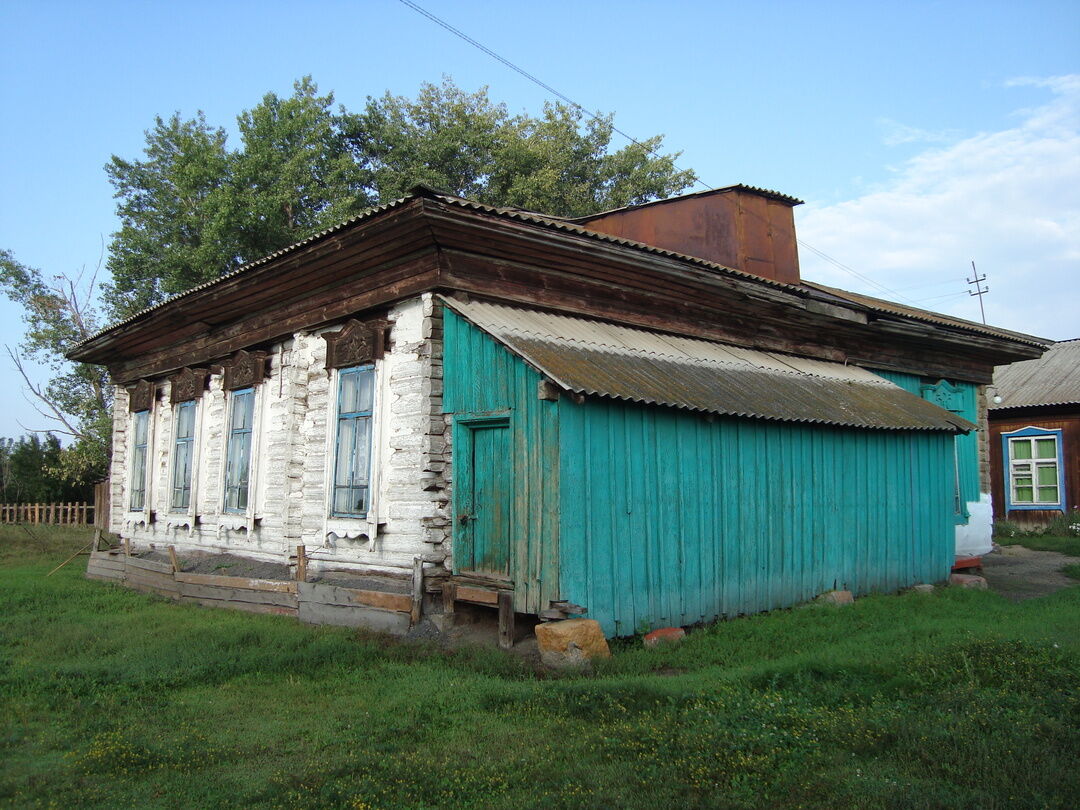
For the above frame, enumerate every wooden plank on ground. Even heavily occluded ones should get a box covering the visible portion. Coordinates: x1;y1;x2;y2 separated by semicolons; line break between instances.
177;583;298;607
456;585;500;606
175;572;297;593
297;599;411;634
186;597;296;617
126;557;174;575
85;561;125;574
86;569;125;582
297;582;412;613
125;572;180;594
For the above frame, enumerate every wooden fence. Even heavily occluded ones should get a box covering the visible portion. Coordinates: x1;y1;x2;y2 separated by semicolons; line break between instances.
0;502;95;525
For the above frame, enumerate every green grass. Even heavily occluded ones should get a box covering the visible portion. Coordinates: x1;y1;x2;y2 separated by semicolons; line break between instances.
1061;563;1080;581
2;526;1079;809
997;534;1080;557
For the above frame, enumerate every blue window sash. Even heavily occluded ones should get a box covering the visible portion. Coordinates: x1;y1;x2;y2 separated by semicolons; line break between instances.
129;410;149;511
170;400;196;511
224;388;255;513
332;366;375;518
1002;426;1065;512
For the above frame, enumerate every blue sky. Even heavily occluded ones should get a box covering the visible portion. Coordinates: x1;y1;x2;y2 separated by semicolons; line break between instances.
1;0;1078;440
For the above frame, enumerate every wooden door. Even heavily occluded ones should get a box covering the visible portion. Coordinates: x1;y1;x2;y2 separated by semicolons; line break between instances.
454;418;512;579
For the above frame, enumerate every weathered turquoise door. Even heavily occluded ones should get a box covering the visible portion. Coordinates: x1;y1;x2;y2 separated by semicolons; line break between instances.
454;417;512;578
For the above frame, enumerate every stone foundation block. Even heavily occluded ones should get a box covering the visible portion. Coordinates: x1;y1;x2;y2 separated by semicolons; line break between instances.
816;590;854;605
949;573;988;589
535;619;611;668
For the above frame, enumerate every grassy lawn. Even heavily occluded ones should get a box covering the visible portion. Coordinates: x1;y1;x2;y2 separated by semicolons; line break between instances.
2;526;1079;809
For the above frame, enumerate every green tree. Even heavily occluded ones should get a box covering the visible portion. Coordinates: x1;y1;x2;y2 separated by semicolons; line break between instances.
103;79;372;321
349;78;697;217
103;112;236;319
229;77;372;259
0;250;112;485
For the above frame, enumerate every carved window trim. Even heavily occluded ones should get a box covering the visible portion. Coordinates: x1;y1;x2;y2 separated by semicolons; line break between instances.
168;367;210;404
222;350;268;391
323;318;389;371
127;379;155;413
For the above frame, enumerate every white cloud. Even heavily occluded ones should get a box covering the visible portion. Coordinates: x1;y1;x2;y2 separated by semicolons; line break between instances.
876;117;961;147
798;76;1080;341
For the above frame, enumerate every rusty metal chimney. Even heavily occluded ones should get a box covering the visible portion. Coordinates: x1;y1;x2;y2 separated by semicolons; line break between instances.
573;185;803;285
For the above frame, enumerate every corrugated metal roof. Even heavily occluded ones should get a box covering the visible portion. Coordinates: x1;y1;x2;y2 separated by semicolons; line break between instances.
442;296;974;433
990;338;1080;409
564;183;804;222
801;281;1048;348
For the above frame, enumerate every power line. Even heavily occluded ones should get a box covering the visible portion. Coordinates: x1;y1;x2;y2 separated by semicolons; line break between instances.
398;0;925;309
396;0;710;191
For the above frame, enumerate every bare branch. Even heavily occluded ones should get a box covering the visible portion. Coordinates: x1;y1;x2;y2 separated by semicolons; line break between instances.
6;345;84;439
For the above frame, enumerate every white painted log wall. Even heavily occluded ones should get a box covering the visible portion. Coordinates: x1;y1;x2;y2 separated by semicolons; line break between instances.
109;294;451;575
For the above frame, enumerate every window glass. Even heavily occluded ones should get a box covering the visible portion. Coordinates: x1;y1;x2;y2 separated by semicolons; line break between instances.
1012;441;1032;460
130;410;149;511
224;389;256;513
171;401;196;510
1035;439;1056;459
332;367;374;517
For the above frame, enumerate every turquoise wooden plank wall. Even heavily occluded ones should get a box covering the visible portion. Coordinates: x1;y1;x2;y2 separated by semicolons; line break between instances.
442;309;560;614
558;399;954;635
445;310;956;635
872;370;980;523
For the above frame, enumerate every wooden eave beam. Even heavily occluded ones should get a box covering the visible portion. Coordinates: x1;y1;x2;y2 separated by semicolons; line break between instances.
72;199;432;365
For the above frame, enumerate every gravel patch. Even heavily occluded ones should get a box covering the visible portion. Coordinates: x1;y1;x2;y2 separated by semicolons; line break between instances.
981;544;1080;601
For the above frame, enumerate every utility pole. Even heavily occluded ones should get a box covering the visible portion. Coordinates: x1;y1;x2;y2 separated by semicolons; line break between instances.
966;260;988;324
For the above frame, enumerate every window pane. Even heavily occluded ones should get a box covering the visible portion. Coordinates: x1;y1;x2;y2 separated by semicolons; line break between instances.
1037;465;1058;485
172;441;192;510
1035;439;1056;459
351;415;371;486
1011;440;1032;460
1014;475;1032;487
1037;486;1059;503
1015;487;1034;502
133;411;148;445
231;390;254;431
355;370;374;411
176;402;196;438
335;419;355;486
339;371;359;414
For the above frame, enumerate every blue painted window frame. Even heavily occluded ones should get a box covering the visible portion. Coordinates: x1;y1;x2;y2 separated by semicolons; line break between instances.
331;365;375;518
224;388;256;514
1002;426;1065;512
129;410;150;511
170;400;197;511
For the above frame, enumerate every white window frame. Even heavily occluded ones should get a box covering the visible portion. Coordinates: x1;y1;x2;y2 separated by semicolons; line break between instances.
168;399;198;513
218;385;263;533
1003;426;1065;511
223;388;257;515
323;361;384;549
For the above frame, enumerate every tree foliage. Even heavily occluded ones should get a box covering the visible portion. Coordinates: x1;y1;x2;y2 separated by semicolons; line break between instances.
0;433;93;503
103;76;697;318
0;250;112;485
349;78;697;217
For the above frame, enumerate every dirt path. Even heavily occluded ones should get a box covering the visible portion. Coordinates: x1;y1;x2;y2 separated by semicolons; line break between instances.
981;545;1080;601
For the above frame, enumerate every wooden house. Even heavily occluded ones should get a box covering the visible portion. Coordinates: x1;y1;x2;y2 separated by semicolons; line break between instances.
69;184;1047;637
988;338;1080;528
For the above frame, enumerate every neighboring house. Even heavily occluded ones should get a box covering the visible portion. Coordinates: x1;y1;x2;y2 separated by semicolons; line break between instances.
69;184;1046;636
988;338;1080;528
